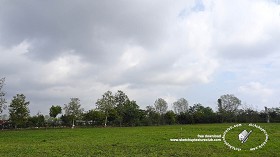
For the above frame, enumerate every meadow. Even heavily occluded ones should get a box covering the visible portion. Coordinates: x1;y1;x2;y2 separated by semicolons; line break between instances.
0;123;279;157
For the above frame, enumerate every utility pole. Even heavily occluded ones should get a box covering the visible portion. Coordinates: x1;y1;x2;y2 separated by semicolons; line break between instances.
265;107;270;123
218;99;223;123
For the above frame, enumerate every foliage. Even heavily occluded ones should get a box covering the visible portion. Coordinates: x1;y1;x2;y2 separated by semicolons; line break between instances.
83;110;105;126
176;112;193;124
268;107;280;122
121;100;140;126
218;94;241;113
2;89;280;128
145;105;160;125
9;94;30;128
173;98;188;114
114;90;130;126
64;98;84;119
49;105;62;118
27;113;45;127
189;104;216;123
218;94;242;122
96;91;115;126
164;110;176;125
154;98;168;114
60;114;72;126
115;90;130;107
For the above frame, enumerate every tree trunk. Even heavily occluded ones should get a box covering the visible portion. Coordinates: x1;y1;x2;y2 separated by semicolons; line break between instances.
72;119;75;129
104;115;107;127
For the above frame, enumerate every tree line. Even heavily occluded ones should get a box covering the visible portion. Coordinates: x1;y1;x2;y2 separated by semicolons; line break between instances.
1;78;280;129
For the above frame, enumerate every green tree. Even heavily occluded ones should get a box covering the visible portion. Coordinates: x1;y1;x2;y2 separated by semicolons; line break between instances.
154;98;168;115
27;113;45;127
122;100;140;126
164;110;176;125
64;98;84;128
60;114;72;126
268;107;280;122
0;78;6;114
176;112;192;124
137;109;148;126
188;104;216;123
9;94;30;128
173;98;188;114
115;90;130;106
145;105;160;125
107;108;119;126
114;90;130;126
49;105;62;118
96;91;116;127
236;108;260;123
83;110;105;126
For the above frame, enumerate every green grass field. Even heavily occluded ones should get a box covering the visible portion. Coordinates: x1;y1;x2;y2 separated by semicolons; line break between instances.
0;123;279;157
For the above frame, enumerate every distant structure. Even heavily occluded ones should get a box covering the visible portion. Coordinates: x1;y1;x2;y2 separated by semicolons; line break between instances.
265;107;270;123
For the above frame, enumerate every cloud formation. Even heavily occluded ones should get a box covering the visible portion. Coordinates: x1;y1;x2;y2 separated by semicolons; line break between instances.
1;0;280;114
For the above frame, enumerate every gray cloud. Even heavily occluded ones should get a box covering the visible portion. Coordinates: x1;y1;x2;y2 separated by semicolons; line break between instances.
1;0;280;115
0;0;178;63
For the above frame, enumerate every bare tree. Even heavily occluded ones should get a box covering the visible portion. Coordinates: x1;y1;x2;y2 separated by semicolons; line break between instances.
218;94;241;122
0;78;7;114
218;94;241;113
173;98;188;114
154;98;168;114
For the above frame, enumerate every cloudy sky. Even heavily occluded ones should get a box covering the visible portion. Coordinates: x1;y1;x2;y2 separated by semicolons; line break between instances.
1;0;280;115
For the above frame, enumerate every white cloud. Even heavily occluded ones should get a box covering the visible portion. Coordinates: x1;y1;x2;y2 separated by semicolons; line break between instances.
120;45;148;69
211;0;280;59
1;0;280;114
238;82;274;103
40;52;91;85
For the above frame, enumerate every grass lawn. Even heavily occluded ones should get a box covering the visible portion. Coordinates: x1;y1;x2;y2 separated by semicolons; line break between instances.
0;123;279;156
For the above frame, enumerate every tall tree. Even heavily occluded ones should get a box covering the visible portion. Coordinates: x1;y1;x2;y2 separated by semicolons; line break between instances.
115;90;130;106
9;94;30;128
154;98;168;114
173;98;188;114
27;113;45;127
218;94;242;122
0;78;6;114
114;90;130;126
145;105;160;125
122;100;140;126
96;91;116;127
218;94;241;113
83;110;105;126
49;105;62;118
64;98;84;128
189;104;216;123
164;110;176;125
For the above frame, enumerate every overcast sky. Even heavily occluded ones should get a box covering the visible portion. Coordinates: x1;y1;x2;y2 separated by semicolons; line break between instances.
1;0;280;115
